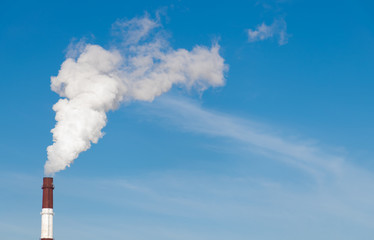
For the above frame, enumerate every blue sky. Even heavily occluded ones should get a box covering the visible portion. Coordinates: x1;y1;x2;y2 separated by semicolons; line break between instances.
1;0;374;239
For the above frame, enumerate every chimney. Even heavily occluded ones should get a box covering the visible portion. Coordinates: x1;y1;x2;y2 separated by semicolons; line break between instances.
41;177;54;240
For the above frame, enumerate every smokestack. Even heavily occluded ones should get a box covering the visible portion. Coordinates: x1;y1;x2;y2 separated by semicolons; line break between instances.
41;177;54;240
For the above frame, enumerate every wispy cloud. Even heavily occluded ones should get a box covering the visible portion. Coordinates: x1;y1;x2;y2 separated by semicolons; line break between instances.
146;96;343;179
36;169;374;239
247;18;289;45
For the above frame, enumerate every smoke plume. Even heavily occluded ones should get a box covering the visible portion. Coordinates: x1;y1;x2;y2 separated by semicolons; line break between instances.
44;16;227;176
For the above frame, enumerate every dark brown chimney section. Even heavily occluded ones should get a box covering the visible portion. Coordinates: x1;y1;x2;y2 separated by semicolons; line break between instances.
42;177;54;209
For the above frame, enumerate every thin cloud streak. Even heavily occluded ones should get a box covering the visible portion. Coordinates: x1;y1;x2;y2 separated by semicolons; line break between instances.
247;18;289;45
48;172;374;239
148;96;344;178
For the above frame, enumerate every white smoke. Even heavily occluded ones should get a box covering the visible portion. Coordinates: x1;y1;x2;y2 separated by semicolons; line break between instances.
44;16;227;176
